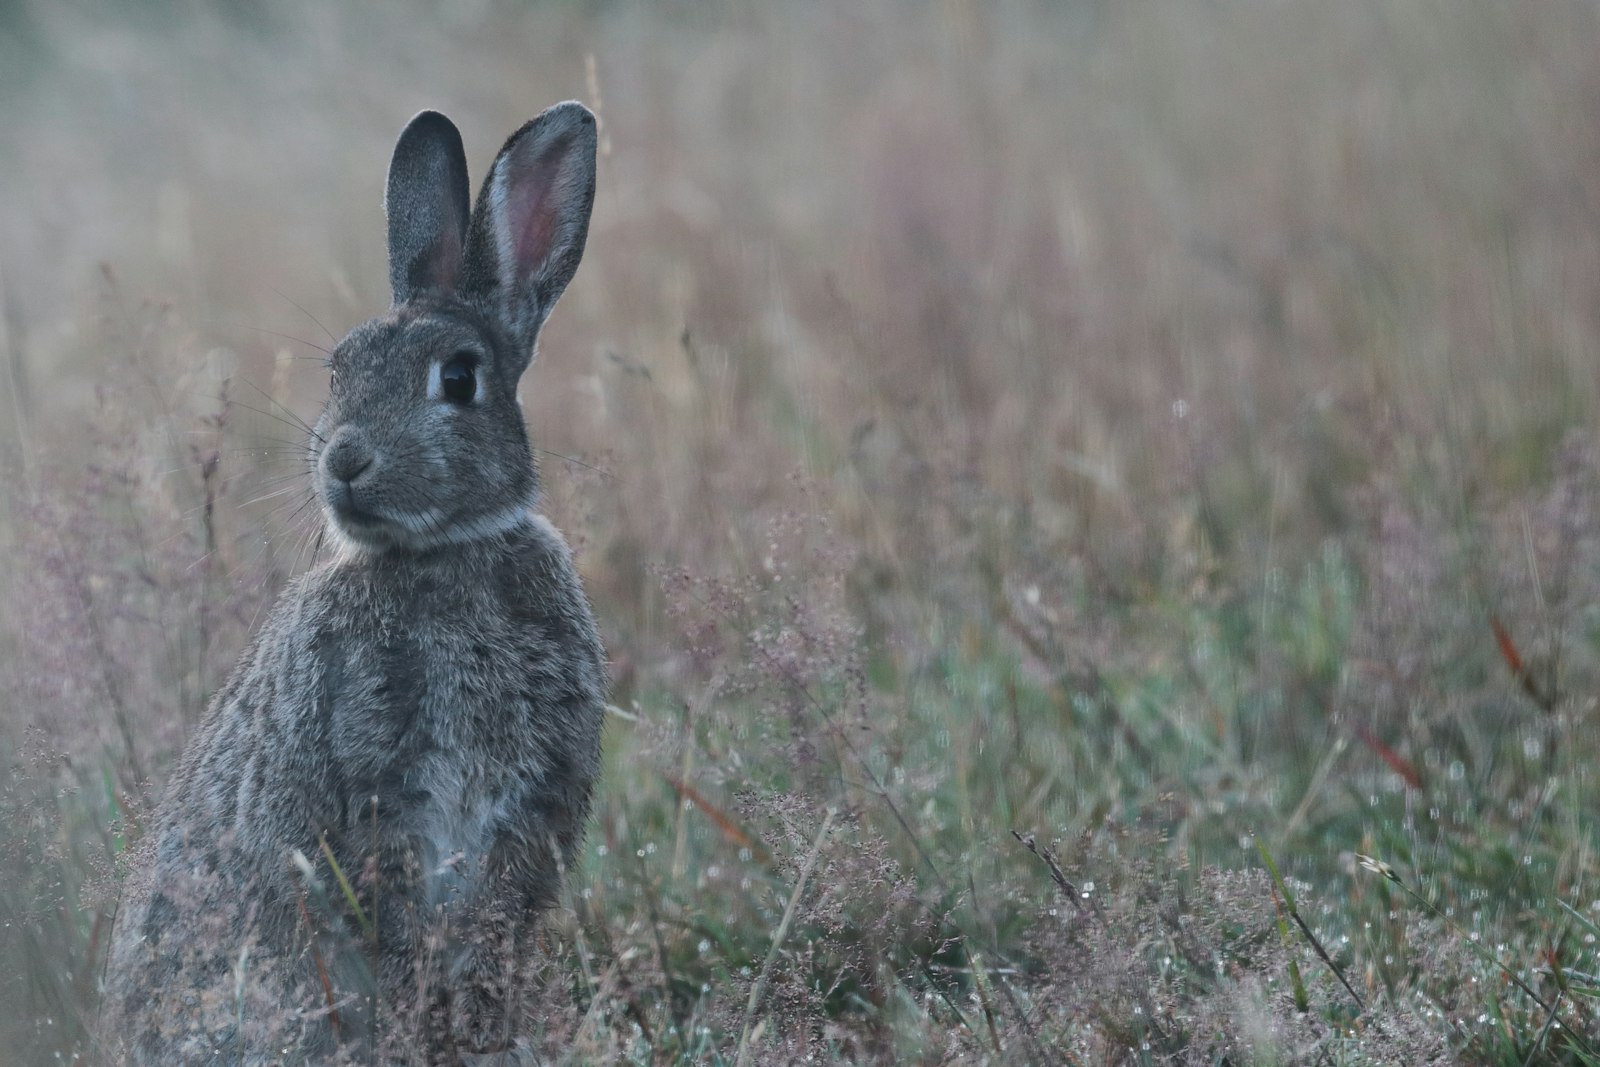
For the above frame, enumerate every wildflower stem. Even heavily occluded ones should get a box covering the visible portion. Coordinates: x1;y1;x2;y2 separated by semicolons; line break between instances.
1258;841;1363;1011
734;807;835;1067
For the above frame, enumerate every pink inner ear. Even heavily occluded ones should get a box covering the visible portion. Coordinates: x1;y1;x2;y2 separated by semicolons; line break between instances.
502;139;572;282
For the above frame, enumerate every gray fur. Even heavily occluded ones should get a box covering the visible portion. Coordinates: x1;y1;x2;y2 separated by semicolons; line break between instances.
101;103;606;1065
386;110;471;304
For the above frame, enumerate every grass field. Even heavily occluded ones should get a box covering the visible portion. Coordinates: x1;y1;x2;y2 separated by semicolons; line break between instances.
4;0;1600;1062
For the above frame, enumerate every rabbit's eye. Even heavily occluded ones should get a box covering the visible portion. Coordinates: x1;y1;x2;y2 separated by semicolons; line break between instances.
440;353;477;405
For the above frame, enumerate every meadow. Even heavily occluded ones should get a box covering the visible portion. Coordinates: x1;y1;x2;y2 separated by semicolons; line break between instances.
3;1;1600;1062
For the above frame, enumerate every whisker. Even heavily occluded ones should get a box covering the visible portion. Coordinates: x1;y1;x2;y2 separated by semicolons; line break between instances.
284;492;321;526
536;448;612;480
239;379;323;443
267;285;338;345
239;484;306;509
181;430;307;449
208;321;332;357
259;496;318;532
182;392;318;444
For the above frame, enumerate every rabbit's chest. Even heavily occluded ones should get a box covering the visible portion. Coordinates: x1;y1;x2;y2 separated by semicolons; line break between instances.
361;720;525;909
328;605;557;761
412;771;507;906
322;610;563;902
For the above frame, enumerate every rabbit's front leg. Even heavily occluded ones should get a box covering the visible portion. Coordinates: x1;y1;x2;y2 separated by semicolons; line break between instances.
447;798;578;1054
332;828;456;1052
445;874;526;1054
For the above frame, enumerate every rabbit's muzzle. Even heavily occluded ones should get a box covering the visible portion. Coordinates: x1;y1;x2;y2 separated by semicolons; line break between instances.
323;425;376;485
320;425;392;536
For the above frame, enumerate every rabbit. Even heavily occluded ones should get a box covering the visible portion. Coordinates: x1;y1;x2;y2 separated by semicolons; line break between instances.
101;102;608;1066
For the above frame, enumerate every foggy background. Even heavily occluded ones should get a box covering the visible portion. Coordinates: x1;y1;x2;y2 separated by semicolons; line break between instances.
4;1;1600;1061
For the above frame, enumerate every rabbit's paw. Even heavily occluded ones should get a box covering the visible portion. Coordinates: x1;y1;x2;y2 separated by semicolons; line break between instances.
451;977;512;1055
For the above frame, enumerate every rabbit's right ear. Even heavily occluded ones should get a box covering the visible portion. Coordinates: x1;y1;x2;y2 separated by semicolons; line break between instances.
385;111;472;305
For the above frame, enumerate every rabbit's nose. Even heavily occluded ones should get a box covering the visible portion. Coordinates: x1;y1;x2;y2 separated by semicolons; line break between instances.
324;433;375;484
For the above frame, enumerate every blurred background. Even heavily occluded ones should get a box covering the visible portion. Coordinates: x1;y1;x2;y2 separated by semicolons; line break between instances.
4;1;1600;1062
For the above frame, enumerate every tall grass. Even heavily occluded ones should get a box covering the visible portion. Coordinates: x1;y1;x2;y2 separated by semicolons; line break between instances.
4;0;1600;1061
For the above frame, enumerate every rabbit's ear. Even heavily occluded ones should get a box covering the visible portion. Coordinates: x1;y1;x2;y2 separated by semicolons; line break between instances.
386;111;472;305
462;101;597;373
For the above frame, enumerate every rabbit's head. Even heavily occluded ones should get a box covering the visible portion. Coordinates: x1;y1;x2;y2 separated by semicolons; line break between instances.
312;104;596;552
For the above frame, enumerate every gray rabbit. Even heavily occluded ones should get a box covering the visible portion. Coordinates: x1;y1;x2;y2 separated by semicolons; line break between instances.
101;103;607;1065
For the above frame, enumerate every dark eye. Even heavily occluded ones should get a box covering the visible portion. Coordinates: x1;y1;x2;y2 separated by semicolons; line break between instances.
440;353;477;405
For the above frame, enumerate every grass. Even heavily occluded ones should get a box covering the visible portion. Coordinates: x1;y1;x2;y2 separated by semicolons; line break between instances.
5;0;1600;1062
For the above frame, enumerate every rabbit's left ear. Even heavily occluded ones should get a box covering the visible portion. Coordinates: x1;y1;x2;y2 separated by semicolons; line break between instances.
462;101;597;374
386;111;472;305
